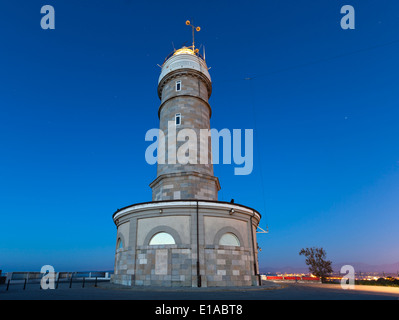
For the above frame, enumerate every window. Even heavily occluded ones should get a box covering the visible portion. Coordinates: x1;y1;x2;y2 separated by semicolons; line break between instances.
175;113;181;126
149;232;176;245
117;238;123;249
176;80;181;91
219;233;240;246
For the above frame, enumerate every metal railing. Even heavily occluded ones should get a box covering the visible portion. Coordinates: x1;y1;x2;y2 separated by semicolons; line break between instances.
3;271;112;291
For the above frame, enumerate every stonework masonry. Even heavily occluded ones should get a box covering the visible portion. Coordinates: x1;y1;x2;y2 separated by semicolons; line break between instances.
111;48;261;287
111;201;261;287
151;56;218;201
150;172;220;201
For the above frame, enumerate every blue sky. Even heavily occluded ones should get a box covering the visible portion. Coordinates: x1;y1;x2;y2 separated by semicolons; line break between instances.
0;0;398;272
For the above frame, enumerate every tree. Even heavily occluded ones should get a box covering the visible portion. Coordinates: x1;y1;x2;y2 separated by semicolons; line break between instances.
299;247;333;281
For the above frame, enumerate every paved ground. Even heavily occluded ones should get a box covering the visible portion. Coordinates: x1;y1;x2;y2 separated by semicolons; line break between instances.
1;280;398;300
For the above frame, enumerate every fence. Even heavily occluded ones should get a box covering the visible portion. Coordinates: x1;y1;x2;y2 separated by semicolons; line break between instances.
3;271;112;291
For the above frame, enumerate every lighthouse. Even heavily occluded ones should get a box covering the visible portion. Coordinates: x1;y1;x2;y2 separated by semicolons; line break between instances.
111;22;261;287
150;43;220;201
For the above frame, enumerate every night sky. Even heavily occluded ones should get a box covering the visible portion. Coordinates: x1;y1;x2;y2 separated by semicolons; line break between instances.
1;0;398;272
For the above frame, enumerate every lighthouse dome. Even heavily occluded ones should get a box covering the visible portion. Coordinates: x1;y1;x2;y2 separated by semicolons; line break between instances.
158;47;211;86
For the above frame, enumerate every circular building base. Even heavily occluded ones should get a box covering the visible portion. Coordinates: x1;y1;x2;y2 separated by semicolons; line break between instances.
111;200;261;287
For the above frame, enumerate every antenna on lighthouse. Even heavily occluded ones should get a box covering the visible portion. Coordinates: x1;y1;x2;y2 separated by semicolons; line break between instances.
185;20;201;52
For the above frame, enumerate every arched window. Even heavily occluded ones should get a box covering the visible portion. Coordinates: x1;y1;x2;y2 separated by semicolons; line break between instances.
149;232;176;245
117;238;123;249
219;233;240;246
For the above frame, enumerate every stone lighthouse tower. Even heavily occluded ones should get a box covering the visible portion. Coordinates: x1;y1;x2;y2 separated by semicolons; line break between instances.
111;23;261;287
150;44;220;201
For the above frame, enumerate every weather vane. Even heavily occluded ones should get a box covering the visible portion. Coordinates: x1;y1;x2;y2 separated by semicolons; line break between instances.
185;20;200;53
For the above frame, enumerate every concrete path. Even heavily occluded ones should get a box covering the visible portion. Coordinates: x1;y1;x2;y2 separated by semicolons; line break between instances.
0;281;398;300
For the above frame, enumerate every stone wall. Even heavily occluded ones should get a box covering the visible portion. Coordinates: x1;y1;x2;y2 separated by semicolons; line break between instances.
157;77;213;178
112;248;134;286
113;244;257;287
112;201;261;287
150;172;220;201
160;74;210;106
134;245;194;287
151;70;218;201
203;245;255;287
